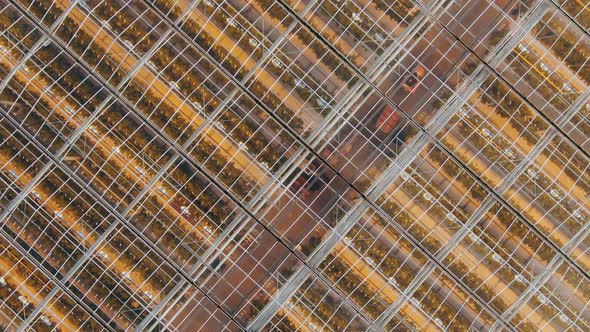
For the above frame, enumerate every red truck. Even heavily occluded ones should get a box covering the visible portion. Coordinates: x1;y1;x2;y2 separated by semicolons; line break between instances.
376;105;400;134
286;163;330;200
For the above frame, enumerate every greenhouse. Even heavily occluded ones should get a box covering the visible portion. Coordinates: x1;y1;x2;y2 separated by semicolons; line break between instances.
0;0;588;331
